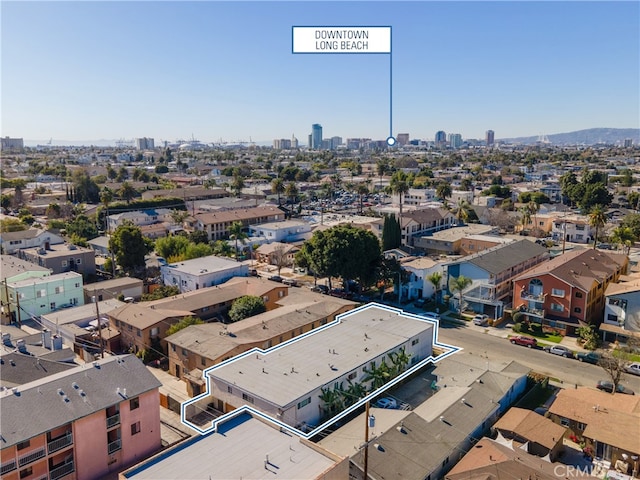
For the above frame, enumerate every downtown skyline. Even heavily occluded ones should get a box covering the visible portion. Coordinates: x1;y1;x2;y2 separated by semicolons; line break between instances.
2;1;639;145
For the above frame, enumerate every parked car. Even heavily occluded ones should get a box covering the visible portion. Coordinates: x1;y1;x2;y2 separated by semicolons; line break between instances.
311;285;329;294
510;336;537;348
422;311;441;321
576;351;601;364
472;314;489;326
543;345;573;358
268;275;283;283
626;362;640;376
282;278;299;287
375;397;398;409
596;380;635;395
414;298;427;308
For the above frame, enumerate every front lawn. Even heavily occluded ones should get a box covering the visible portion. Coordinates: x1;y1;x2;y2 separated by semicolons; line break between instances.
513;323;563;343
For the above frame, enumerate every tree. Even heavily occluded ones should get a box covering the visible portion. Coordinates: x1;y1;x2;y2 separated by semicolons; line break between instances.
436;182;452;207
155;235;191;260
109;222;151;276
100;187;114;233
118;182;137;204
0;218;27;233
165;316;204;337
427;271;443;302
72;169;100;203
230;172;245;197
170;209;189;225
189;230;209;245
598;341;637;395
66;214;99;240
271;178;285;206
376;159;388;191
449;275;473;313
285;182;299;205
362;359;393;390
388;347;411;376
610;226;636;255
184;242;213;260
588;204;607;249
454;198;471;225
228;295;266;322
271;244;291;275
519;206;531;231
390;171;409;221
357;183;369;214
229;221;247;261
382;214;401;250
0;194;12;213
621;213;640;239
141;285;180;301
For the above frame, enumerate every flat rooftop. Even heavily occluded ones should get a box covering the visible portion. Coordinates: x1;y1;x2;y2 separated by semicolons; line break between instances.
163;255;244;275
122;413;340;479
209;304;434;408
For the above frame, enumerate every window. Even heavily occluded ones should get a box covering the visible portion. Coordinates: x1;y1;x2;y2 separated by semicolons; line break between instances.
228;386;233;394
36;289;46;298
607;314;619;323
574;307;582;313
19;467;33;479
348;371;357;380
171;343;176;352
242;393;254;404
55;286;64;294
150;327;159;337
131;421;141;435
17;439;30;450
61;260;68;267
76;258;82;264
136;329;141;337
551;303;563;312
201;356;206;366
130;397;140;410
50;302;56;310
575;291;583;298
577;422;586;430
297;397;311;409
182;348;187;356
551;288;565;297
560;417;570;427
412;338;419;346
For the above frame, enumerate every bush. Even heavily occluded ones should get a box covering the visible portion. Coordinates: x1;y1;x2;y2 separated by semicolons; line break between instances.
512;322;523;333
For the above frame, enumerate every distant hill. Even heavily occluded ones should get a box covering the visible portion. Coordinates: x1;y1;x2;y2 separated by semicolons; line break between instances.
501;128;639;146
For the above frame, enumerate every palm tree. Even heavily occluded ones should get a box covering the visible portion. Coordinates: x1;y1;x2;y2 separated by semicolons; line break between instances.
427;271;443;302
170;209;189;226
362;360;393;390
343;380;368;407
588;204;607;249
449;275;472;314
455;198;471;225
519;206;531;232
319;387;340;417
376;160;387;191
285;182;299;206
610;226;636;255
436;182;452;207
229;221;247;261
100;187;113;233
271;178;284;206
118;182;136;204
230;174;244;197
357;184;369;214
390;171;409;223
388;347;411;376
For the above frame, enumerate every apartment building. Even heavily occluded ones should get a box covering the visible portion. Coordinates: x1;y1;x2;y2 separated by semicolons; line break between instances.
601;273;640;344
19;244;96;279
0;355;161;480
187;206;284;242
0;229;64;255
513;249;628;335
160;255;249;293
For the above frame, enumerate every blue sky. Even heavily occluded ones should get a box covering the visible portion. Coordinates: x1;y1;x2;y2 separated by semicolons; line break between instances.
2;1;638;144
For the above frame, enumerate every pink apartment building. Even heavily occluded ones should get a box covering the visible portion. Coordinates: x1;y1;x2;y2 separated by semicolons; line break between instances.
0;355;161;480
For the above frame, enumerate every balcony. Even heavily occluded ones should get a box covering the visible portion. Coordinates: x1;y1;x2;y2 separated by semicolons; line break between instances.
520;291;546;302
49;461;75;480
18;447;46;467
519;306;545;318
1;459;17;475
48;432;73;454
106;413;120;429
107;439;122;455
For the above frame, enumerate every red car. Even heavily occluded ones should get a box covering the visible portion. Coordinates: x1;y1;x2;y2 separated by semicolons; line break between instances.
510;336;537;348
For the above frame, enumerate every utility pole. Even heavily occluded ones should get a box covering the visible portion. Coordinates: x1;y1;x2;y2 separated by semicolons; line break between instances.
15;291;22;328
363;401;373;480
3;279;10;324
94;289;104;358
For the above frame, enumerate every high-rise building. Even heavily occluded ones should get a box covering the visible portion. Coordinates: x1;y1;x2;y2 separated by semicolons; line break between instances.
311;124;323;149
136;137;155;150
291;134;298;149
330;136;342;149
449;133;463;149
435;131;447;147
1;137;24;151
397;133;410;146
624;138;633;148
273;139;292;149
485;130;495;146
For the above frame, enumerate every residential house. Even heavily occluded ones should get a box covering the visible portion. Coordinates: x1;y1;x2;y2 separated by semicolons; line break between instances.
199;304;434;430
107;209;174;232
87;236;110;256
254;242;299;268
18;243;96;279
601;272;640;344
414;224;500;255
0;228;64;255
445;240;549;320
547;387;640;476
513;249;628;335
551;214;595;244
319;355;530;480
118;411;348;480
187;206;284;242
459;234;514;256
248;219;311;243
107;303;192;354
160;255;248;293
492;407;567;461
1;255;50;324
145;276;287;322
6;272;85;321
167;291;355;397
399;207;456;247
398;256;446;301
140;186;228;201
0;349;76;389
391;187;436;207
446;437;598;480
83;277;144;303
0;355;161;480
1;327;75;364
